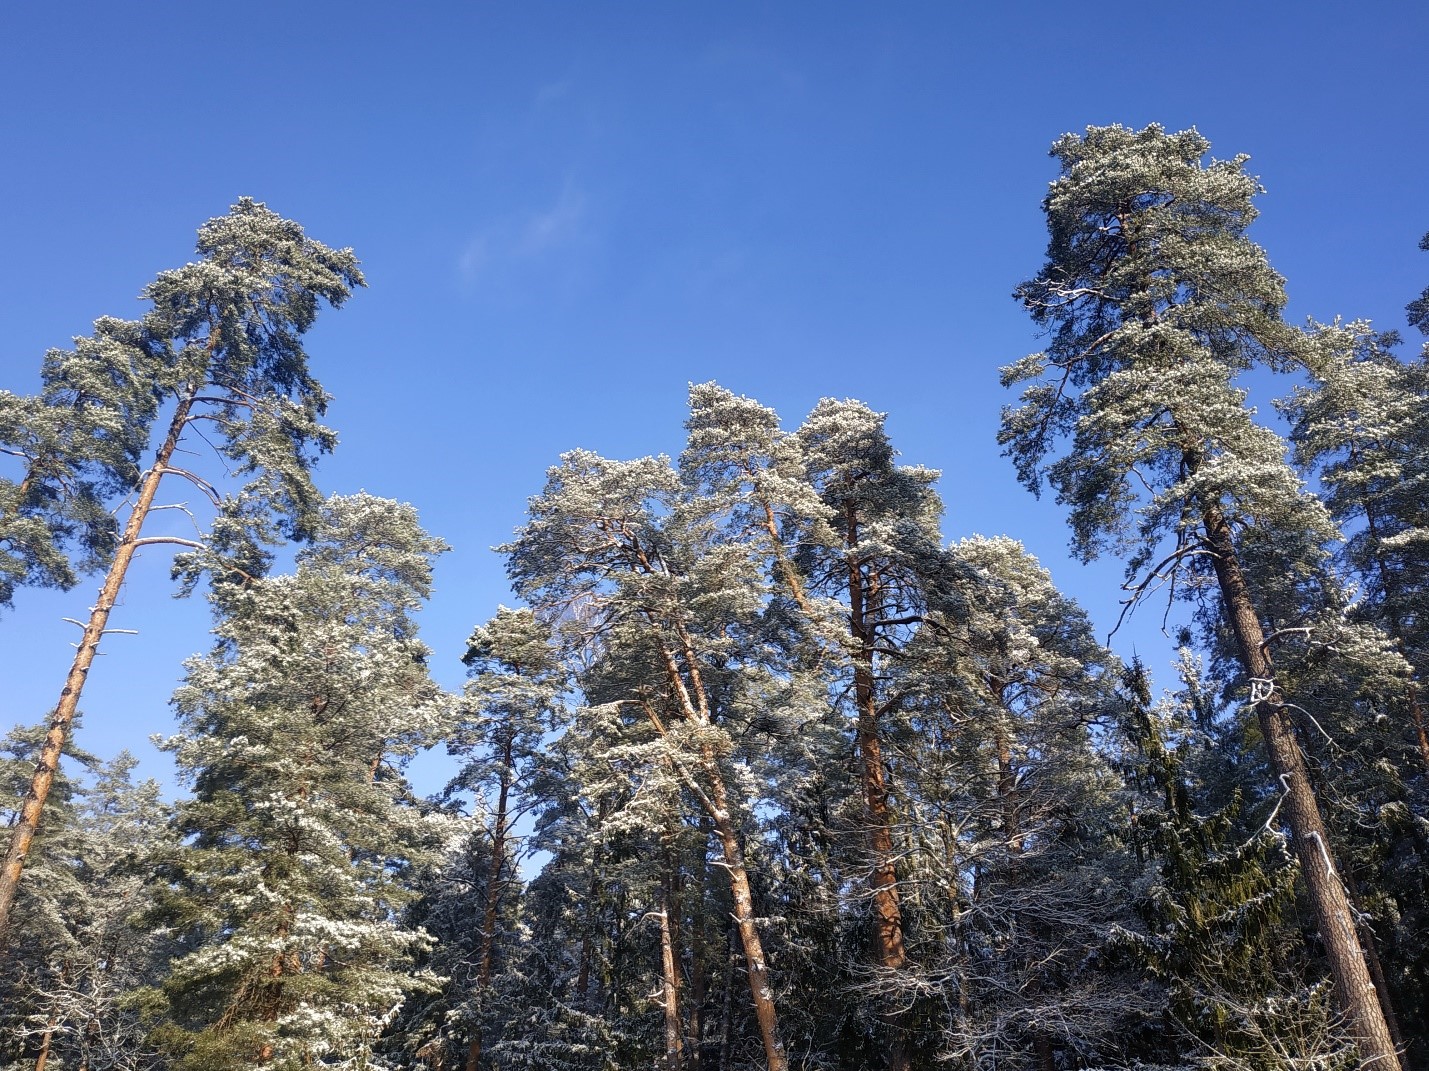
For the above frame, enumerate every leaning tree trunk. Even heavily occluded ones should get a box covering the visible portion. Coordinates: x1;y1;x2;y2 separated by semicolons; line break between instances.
32;1015;57;1071
642;619;789;1071
1200;499;1403;1071
0;381;201;947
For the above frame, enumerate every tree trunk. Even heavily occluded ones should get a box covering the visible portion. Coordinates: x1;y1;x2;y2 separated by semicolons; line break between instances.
32;1017;56;1071
659;862;685;1071
1201;501;1403;1071
846;505;910;1071
707;769;787;1071
688;818;715;1070
466;729;515;1071
718;929;736;1071
643;618;788;1071
0;381;201;948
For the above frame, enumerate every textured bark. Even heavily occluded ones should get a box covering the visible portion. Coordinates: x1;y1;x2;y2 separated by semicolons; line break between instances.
845;504;911;1071
706;768;786;1071
0;381;201;947
718;932;735;1071
995;726;1021;853
659;861;685;1071
1201;500;1402;1071
688;851;708;1071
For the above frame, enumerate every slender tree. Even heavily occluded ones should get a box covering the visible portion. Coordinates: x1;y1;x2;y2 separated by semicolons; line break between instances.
1000;124;1402;1069
1284;321;1429;767
0;200;362;944
436;607;563;1071
792;398;945;1071
1277;322;1429;1066
896;536;1148;1068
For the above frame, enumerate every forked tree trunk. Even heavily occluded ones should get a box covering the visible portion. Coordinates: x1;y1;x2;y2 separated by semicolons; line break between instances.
0;381;202;947
642;619;788;1071
1200;500;1403;1071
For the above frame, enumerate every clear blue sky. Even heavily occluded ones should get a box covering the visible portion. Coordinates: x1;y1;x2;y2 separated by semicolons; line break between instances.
2;1;1426;791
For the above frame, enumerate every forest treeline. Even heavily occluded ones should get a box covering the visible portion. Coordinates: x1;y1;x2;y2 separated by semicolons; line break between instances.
1;125;1427;1071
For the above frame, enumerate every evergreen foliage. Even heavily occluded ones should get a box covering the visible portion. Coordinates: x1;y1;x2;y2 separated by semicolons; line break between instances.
147;494;450;1070
1000;123;1406;1069
0;729;171;1071
3;145;1426;1071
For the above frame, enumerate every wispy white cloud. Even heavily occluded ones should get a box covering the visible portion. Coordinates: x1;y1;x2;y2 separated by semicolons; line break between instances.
457;234;488;282
533;78;572;108
516;181;586;256
456;180;590;287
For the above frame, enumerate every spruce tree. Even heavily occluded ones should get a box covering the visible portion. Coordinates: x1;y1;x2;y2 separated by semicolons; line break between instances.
148;493;449;1070
1000;124;1401;1069
1120;652;1358;1071
0;200;363;943
0;732;170;1071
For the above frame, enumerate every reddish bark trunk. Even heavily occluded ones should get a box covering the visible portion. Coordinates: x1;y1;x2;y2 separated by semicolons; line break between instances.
659;862;685;1071
845;504;910;1071
0;381;202;947
466;727;516;1071
1201;500;1402;1071
32;1018;56;1071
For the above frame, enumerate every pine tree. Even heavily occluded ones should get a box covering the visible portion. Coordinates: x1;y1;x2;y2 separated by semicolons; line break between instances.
1284;321;1429;767
418;607;564;1071
0;200;363;942
1000;123;1401;1069
0;317;153;612
1407;231;1429;343
503;448;793;1071
791;397;945;1071
148;493;449;1070
1279;322;1429;1065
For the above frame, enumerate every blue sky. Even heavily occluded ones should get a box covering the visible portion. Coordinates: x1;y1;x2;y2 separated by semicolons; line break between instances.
2;1;1426;791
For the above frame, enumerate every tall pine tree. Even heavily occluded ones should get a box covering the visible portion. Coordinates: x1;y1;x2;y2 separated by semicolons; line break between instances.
0;200;363;942
999;124;1401;1069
